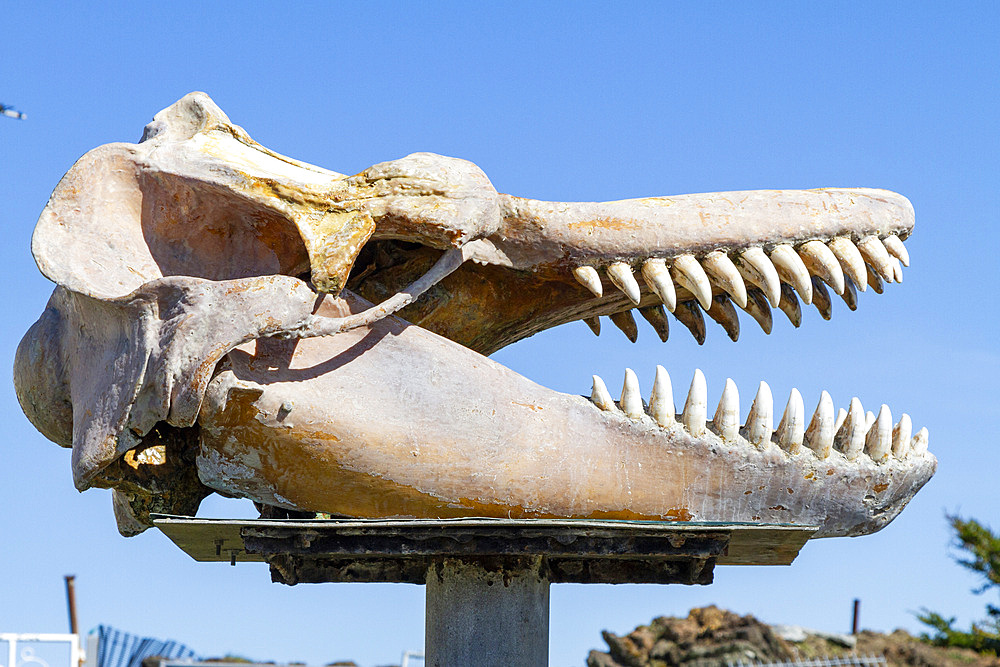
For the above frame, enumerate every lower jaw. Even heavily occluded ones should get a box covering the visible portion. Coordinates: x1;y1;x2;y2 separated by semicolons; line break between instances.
193;290;935;538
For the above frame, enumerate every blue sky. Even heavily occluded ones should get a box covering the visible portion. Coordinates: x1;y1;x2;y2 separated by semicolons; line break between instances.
1;2;998;665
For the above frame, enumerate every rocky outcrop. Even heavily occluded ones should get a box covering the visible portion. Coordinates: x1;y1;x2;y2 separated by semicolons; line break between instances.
586;606;1000;667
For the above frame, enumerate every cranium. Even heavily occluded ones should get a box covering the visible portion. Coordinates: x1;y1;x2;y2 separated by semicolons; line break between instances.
15;92;934;538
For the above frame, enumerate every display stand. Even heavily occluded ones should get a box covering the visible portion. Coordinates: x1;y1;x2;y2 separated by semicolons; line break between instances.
154;516;816;667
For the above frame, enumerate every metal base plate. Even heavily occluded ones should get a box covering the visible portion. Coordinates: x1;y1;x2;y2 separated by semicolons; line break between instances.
153;515;816;585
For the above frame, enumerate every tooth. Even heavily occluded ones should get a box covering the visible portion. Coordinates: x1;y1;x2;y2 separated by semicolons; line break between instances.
798;240;845;295
744;381;773;446
777;283;802;327
583;317;601;336
864;404;893;460
840;278;858;311
865;410;876;431
890;256;903;283
828;237;868;291
858;236;895;282
607;262;642;306
775;388;804;453
701;251;748;308
621;368;644;420
740;288;773;334
866;265;885;294
573;266;603;298
834;407;847;434
609;310;639;343
682;369;707;437
674;301;706;345
591;375;616;412
892;413;912;458
834;398;866;460
638;305;670;342
672;254;713;310
649;365;675;427
769;244;813;305
883;234;910;267
803;391;835;459
641;259;676;312
713;378;740;441
705;295;740;342
736;247;781;307
811;277;832;320
910;427;929;456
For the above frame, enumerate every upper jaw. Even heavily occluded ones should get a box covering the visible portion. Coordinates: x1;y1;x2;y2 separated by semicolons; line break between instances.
346;187;913;354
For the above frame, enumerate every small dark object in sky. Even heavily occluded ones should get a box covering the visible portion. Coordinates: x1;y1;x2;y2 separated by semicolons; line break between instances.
0;103;26;120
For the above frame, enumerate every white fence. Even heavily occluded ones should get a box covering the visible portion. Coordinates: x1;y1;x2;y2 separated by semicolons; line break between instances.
0;634;82;667
727;655;887;667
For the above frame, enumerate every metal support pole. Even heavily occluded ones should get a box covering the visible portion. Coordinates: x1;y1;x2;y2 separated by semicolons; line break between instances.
425;556;550;667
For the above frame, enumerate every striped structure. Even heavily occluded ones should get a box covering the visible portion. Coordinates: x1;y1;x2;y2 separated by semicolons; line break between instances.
95;626;197;667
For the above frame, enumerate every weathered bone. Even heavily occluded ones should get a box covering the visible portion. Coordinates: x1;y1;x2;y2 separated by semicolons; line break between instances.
14;92;935;540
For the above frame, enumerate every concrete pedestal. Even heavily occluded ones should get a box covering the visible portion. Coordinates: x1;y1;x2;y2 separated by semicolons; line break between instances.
425;557;549;667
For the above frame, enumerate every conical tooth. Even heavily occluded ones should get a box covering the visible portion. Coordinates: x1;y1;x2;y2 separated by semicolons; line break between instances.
777;283;802;328
573;266;604;298
910;427;929;456
744;381;773;446
865;410;876;430
883;234;910;267
740;288;773;334
866;264;885;294
591;375;616;412
892;413;913;458
858;235;895;282
702;250;748;308
681;369;707;437
839;278;858;311
706;295;740;342
828;237;868;291
890;256;903;283
607;262;642;306
864;404;893;460
649;365;675;427
736;247;781;307
769;244;813;305
674;301;706;345
804;391;835;459
798;240;845;295
621;368;644;420
834;398;866;460
775;388;804;453
672;254;713;310
609;310;639;343
834;407;847;434
641;259;676;312
811;276;833;320
638;305;670;342
583;317;601;336
713;378;740;441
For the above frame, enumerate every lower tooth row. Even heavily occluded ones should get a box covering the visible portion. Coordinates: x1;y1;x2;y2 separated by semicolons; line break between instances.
589;367;928;462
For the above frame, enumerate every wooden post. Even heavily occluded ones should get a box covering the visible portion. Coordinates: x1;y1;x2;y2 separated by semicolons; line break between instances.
64;575;79;635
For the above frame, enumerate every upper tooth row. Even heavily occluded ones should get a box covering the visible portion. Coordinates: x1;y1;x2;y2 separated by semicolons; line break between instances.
590;367;928;462
572;233;908;316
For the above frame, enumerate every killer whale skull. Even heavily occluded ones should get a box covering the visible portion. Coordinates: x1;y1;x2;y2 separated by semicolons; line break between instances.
15;92;934;537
